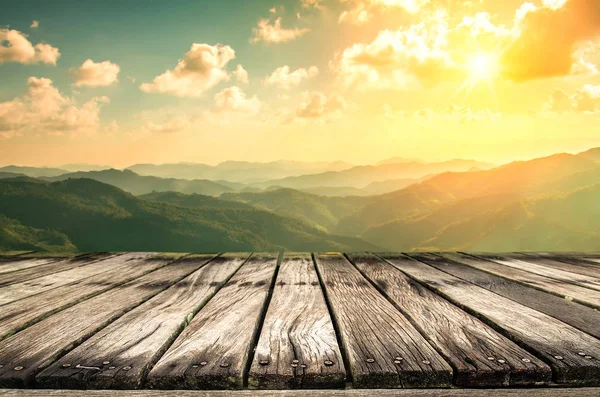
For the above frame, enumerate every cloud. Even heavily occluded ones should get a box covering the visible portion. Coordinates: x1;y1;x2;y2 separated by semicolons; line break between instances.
295;92;347;120
0;77;109;139
0;28;60;65
338;0;429;24
501;0;600;81
144;116;191;133
69;59;120;87
264;65;319;89
214;86;261;114
30;20;39;29
233;64;249;84
331;22;462;89
302;0;325;9
547;85;600;113
140;43;235;97
250;17;309;43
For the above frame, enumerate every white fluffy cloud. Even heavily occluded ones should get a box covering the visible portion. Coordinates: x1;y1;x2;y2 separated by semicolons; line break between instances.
70;59;120;87
250;17;309;43
264;65;319;89
140;43;235;97
295;92;347;120
332;22;460;89
30;20;39;29
547;85;600;113
0;28;60;65
338;0;429;24
214;86;261;114
0;77;109;139
233;64;249;84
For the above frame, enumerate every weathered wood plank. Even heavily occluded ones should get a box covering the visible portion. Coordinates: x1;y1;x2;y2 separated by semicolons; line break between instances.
526;253;600;269
0;252;157;306
433;253;600;309
36;254;247;389
0;253;179;339
1;388;600;397
0;257;59;275
0;253;119;287
512;253;600;278
348;253;550;387
313;253;452;389
470;253;600;292
432;253;600;340
380;253;600;386
0;253;206;388
248;253;345;390
2;388;600;397
147;253;279;390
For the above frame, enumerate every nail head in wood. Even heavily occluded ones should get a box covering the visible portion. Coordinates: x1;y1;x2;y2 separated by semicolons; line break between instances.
394;356;403;361
578;352;587;356
219;363;229;368
394;360;402;364
497;359;506;364
200;361;208;366
487;357;495;361
62;363;71;368
300;364;307;368
366;358;375;363
422;360;431;365
102;361;110;365
324;360;334;366
123;366;132;371
13;366;23;371
555;355;564;360
259;360;269;366
521;358;531;363
291;363;298;368
292;359;299;364
585;356;593;359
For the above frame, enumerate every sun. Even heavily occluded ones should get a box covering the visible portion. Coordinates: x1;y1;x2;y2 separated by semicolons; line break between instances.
467;53;499;82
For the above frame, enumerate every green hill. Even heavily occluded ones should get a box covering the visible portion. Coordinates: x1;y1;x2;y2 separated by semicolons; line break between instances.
45;169;234;196
0;178;380;252
221;188;368;232
140;191;254;210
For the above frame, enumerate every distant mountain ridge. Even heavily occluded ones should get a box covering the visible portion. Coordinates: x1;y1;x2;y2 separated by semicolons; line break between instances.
0;178;380;252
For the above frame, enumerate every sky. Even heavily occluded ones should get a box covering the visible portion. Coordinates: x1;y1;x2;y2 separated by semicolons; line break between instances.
1;0;600;167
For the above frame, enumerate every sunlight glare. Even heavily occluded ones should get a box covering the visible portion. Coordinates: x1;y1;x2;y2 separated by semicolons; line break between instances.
467;53;498;82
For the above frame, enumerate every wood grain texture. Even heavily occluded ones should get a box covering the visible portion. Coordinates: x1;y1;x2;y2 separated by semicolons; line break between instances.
2;388;600;397
0;252;157;306
348;253;550;387
0;253;203;388
313;253;452;389
1;388;600;397
505;253;600;279
0;253;169;339
380;254;600;386
470;253;600;292
248;253;345;390
433;253;600;309
36;254;245;389
146;253;279;390
0;257;59;275
433;253;600;340
521;253;600;270
0;253;119;287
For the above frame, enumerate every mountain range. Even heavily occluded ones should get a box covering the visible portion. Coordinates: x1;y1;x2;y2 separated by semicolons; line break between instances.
1;149;600;252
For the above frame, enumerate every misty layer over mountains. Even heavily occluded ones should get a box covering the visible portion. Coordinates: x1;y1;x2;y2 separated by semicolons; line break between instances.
1;149;600;252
